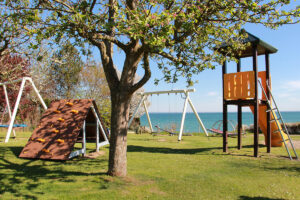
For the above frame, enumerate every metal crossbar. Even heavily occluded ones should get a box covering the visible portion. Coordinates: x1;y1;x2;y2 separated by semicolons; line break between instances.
258;80;298;160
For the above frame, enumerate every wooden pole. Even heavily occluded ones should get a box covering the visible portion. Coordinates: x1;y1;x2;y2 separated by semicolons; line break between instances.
253;44;259;157
237;58;242;150
266;52;271;153
222;61;228;152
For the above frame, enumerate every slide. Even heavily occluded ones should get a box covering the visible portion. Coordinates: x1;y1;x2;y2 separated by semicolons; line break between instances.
250;104;288;147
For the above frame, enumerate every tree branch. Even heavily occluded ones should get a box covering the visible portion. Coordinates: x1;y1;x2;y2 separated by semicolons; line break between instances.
89;0;96;12
129;51;151;94
154;51;188;66
92;41;120;91
0;39;9;57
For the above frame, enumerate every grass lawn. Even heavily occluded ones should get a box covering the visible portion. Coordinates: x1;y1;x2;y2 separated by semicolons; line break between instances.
0;131;299;200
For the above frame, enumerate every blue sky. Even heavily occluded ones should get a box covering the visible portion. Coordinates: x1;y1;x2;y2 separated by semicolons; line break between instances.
140;22;300;113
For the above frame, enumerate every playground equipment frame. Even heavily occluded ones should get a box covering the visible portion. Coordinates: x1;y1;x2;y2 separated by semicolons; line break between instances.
0;77;47;143
69;106;109;158
128;88;208;141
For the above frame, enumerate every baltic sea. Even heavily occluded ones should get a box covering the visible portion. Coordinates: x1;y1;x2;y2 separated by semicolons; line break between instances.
140;112;300;133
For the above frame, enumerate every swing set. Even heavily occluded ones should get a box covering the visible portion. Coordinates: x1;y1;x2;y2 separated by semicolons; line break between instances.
0;77;47;143
128;88;208;141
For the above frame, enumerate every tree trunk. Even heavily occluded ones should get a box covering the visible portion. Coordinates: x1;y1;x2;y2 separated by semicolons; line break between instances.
108;90;132;176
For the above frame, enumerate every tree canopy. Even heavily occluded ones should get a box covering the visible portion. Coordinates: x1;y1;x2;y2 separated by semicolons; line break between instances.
3;0;297;85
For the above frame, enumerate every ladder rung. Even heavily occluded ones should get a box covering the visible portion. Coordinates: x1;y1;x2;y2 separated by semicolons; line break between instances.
280;139;290;143
273;129;281;134
270;117;281;123
266;108;277;112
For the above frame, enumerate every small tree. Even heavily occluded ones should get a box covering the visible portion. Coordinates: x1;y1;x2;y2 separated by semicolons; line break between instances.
78;61;111;125
0;54;34;122
30;43;58;101
49;41;84;99
4;0;299;176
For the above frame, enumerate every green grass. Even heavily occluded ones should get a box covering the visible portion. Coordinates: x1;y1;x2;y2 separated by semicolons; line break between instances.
0;131;299;200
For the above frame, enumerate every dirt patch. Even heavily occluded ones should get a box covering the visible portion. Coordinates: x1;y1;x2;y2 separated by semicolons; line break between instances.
260;139;300;149
123;176;154;185
84;151;105;159
157;138;167;142
149;187;166;195
289;140;300;149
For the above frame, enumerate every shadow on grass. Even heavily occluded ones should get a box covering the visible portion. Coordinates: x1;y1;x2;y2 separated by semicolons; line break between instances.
239;196;284;200
127;143;267;155
0;146;108;199
127;145;223;154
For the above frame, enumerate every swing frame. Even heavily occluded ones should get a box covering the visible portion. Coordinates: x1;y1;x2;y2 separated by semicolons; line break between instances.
0;77;47;143
128;88;208;141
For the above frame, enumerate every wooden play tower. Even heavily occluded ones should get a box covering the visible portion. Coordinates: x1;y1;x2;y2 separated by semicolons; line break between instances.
220;31;298;159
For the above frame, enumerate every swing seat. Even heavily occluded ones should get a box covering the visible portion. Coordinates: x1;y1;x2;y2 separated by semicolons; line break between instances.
0;124;27;128
155;125;178;135
208;120;246;137
207;128;243;136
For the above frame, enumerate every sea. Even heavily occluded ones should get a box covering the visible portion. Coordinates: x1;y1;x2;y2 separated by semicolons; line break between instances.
140;112;300;133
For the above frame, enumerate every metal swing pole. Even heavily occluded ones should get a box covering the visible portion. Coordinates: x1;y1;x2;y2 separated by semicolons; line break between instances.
5;78;26;143
3;85;17;137
187;96;208;136
128;94;154;132
178;92;189;141
27;78;47;110
143;96;153;132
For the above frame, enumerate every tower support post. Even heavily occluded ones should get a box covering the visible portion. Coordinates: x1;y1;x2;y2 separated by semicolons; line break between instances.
222;61;228;152
253;44;259;157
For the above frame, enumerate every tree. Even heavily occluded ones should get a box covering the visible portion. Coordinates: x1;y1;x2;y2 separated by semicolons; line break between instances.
0;54;34;122
49;41;84;99
29;43;58;101
0;1;36;57
77;61;111;125
4;0;299;176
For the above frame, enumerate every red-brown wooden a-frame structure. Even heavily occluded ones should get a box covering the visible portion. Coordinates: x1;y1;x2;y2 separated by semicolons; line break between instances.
219;31;298;158
19;99;109;160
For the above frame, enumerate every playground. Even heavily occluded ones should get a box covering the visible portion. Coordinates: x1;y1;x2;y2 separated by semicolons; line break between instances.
0;131;299;199
0;17;299;198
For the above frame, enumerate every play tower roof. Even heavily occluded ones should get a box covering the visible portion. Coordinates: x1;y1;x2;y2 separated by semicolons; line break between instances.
218;30;278;58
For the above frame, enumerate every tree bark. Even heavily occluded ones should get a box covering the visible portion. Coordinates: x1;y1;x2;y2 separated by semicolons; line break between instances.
108;90;132;176
97;42;146;177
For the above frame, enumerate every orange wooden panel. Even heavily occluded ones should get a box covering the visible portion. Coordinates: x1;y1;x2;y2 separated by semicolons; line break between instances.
224;75;230;99
224;71;255;100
